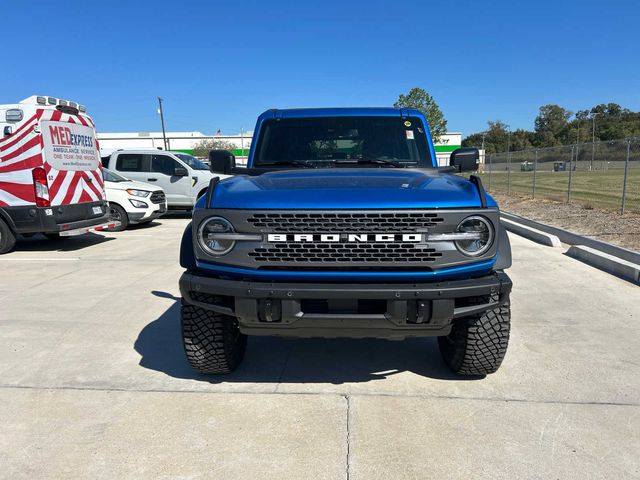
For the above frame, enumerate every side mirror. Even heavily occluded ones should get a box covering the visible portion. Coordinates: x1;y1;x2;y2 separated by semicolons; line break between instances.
449;147;479;173
174;167;188;177
3;126;12;137
209;149;236;174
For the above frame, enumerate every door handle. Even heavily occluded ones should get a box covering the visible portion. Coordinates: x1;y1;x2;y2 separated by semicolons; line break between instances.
147;178;158;182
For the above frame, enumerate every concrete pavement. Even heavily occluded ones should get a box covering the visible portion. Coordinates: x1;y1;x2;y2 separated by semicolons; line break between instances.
1;216;638;479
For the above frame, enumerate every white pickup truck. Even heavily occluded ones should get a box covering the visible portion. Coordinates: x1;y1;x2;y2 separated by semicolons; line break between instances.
102;150;229;209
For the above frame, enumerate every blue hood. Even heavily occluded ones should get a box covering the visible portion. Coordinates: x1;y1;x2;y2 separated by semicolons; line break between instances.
210;169;496;209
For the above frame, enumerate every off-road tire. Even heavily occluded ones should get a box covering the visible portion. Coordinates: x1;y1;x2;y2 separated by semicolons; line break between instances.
181;303;247;374
0;218;17;254
438;295;511;376
107;204;129;231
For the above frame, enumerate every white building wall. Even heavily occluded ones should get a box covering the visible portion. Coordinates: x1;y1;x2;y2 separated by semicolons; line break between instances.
97;131;252;158
97;130;461;165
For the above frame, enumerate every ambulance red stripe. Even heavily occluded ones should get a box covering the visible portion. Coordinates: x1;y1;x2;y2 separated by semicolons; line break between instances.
48;170;68;199
0;153;43;174
76;115;88;127
0;118;38;152
0;136;41;162
61;172;82;205
0;181;35;201
0;111;41;148
80;172;102;199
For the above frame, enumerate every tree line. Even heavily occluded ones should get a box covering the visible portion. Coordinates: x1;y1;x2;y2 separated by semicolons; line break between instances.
462;103;640;153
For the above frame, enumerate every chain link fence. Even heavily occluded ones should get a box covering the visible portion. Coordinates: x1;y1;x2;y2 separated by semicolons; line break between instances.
482;138;640;214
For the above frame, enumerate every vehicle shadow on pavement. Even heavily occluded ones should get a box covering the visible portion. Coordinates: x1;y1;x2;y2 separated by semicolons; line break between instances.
159;211;193;220
126;221;162;230
14;233;115;252
136;291;475;383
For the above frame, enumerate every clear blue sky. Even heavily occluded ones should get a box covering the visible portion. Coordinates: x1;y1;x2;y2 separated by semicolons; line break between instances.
3;0;638;137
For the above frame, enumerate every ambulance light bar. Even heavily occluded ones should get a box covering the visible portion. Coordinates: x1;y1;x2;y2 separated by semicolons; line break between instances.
31;96;87;112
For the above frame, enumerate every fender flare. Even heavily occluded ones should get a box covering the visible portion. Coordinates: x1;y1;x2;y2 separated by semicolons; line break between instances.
494;222;512;270
180;221;196;270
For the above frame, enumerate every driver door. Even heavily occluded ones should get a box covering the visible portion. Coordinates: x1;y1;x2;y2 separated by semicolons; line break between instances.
149;154;191;206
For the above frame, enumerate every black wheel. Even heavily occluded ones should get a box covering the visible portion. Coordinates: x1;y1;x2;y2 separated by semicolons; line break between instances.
0;218;17;254
181;303;247;374
438;295;511;376
107;203;129;231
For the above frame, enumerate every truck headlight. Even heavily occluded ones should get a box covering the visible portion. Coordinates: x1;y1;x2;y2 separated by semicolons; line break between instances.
126;189;150;197
455;216;494;257
198;217;236;256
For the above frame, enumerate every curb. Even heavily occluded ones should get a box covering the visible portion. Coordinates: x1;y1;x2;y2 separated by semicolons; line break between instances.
567;246;640;285
500;218;562;247
501;211;640;265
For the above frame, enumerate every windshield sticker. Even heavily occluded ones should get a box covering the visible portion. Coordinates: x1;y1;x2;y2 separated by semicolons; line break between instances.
406;130;414;140
404;121;411;127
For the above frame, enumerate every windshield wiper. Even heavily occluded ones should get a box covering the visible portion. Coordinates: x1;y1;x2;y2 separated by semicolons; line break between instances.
256;160;316;168
333;158;403;168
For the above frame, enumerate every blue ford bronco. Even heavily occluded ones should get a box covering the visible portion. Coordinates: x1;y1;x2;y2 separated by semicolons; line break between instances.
179;108;512;376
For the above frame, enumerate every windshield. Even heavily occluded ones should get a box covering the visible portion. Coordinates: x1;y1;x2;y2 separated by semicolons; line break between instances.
103;168;128;182
253;116;433;167
175;153;210;170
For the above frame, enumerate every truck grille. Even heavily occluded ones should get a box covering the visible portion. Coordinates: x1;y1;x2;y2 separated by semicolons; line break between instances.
249;242;443;264
247;212;444;233
194;208;500;271
150;191;166;204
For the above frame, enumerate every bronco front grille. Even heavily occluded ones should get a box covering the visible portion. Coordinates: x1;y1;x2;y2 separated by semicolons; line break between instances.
249;242;443;264
247;212;444;233
193;208;500;271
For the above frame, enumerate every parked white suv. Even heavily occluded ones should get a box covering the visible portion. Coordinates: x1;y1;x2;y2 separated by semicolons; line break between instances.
102;150;229;209
103;169;167;231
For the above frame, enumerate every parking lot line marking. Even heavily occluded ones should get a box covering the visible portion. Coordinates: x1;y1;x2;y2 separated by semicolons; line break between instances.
0;258;80;262
102;234;156;237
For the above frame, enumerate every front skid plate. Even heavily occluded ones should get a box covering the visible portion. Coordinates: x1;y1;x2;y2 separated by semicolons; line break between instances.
179;271;512;339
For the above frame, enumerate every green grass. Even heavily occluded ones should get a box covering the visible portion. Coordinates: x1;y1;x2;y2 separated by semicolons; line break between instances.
479;169;640;212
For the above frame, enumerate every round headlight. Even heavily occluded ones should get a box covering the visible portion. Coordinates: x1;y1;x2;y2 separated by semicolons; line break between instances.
198;217;235;256
455;216;494;257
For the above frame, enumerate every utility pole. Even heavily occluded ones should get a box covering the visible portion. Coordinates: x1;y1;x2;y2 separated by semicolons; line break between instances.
506;126;511;195
574;119;581;168
590;112;600;171
157;97;168;150
481;131;487;171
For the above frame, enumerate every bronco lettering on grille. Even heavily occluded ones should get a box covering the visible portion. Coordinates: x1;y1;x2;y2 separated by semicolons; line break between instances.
267;233;424;243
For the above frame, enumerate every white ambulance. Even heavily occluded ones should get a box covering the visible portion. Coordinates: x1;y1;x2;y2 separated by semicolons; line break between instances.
0;95;115;253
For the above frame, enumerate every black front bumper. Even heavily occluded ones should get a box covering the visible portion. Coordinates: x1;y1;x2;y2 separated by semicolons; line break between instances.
179;271;512;339
2;201;109;234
